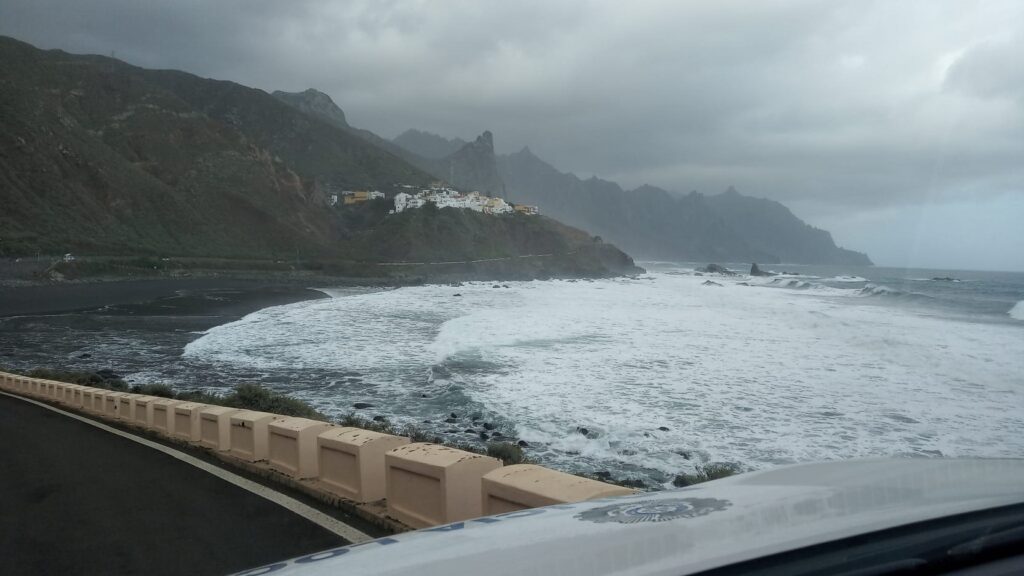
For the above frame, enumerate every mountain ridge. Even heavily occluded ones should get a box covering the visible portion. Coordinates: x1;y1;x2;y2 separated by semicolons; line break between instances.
0;36;641;279
390;128;871;265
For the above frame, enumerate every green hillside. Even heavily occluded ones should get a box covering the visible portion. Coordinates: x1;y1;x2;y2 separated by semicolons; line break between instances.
0;37;640;279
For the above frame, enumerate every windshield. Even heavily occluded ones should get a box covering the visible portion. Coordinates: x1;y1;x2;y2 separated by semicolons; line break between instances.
0;2;1020;575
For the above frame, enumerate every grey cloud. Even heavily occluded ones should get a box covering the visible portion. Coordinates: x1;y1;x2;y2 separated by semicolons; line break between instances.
1;0;1022;269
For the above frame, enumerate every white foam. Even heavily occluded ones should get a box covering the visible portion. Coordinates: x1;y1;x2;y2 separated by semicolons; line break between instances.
827;276;868;283
1010;300;1024;321
183;272;1024;483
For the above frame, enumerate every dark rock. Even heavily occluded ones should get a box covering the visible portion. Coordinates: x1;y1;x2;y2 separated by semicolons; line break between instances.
482;422;495;430
453;293;462;297
489;432;502;439
450;412;458;419
576;427;590;436
750;262;774;277
464;429;476;434
372;415;386;422
479;432;489;441
694;272;704;276
445;429;459;433
502;285;509;288
737;282;750;286
701;280;723;287
444;417;457;424
593;471;612;480
353;402;375;409
658;426;670;432
422;420;432;424
420;393;428;398
517;440;530;447
701;263;736;275
492;284;500;288
77;353;92;359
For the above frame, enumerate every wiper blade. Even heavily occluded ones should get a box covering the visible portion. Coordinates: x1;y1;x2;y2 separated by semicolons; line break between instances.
948;524;1024;558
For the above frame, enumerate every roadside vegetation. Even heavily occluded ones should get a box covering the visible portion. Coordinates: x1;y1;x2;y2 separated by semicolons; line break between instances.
672;463;742;487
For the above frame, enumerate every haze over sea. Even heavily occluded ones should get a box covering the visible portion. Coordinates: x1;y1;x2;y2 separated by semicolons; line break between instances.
5;263;1023;486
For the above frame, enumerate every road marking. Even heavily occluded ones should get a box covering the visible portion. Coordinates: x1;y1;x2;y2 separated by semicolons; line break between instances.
0;391;372;544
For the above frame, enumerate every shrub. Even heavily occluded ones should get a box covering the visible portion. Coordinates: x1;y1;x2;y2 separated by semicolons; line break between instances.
129;383;176;398
672;463;742;487
222;384;327;419
27;368;127;390
486;442;530;465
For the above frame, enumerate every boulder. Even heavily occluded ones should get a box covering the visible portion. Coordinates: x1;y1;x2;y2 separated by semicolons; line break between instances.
701;263;736;275
353;402;375;409
702;280;723;287
750;263;774;276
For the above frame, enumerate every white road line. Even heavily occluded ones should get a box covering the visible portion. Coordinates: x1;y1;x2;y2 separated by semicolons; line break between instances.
0;391;372;544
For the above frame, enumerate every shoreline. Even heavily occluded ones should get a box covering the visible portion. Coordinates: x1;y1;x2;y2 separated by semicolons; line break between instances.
0;278;333;319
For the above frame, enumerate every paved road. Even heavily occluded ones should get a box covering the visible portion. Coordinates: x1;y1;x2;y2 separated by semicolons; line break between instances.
0;394;350;575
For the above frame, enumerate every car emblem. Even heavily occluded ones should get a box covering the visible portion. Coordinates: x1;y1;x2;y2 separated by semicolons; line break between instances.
575;498;731;524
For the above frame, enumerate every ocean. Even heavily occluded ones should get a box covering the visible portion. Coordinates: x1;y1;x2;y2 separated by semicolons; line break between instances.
3;263;1023;487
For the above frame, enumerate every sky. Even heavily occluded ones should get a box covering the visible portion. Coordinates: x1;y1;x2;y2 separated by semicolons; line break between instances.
1;0;1022;271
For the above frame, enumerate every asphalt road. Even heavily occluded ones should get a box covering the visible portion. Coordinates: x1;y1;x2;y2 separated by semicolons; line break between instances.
0;394;349;575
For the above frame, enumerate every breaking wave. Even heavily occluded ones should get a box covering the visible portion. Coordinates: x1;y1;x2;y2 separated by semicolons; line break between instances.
1011;301;1024;321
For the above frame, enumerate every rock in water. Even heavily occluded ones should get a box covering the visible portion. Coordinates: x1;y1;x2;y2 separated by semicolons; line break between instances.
750;262;774;276
701;263;736;275
353;402;375;409
702;280;723;287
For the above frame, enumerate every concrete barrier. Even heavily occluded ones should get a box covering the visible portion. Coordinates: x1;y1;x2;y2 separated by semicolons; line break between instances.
131;396;161;427
385;443;502;528
149;398;183;436
114;393;143;421
27;379;44;398
102;391;130;419
199;406;241;451
58;383;83;405
318;427;410;503
65;383;87;405
81;388;104;412
267;417;334;479
481;464;636;515
171;402;208;443
228;411;283;463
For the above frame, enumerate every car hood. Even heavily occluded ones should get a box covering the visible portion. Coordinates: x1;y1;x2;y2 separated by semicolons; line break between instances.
236;458;1024;576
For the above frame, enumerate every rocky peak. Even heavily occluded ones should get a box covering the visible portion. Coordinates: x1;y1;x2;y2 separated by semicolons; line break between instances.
271;88;348;128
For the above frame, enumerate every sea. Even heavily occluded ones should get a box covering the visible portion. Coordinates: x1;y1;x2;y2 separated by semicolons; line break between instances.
3;262;1023;487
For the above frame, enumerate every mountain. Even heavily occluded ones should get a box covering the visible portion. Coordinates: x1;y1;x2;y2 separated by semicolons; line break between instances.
0;36;640;279
392;129;468;159
704;187;870;265
273;92;503;196
497;149;771;262
389;134;871;265
428;131;505;196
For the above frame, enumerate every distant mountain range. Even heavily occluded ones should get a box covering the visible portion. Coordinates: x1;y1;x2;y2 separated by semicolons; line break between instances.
384;129;872;265
0;36;639;279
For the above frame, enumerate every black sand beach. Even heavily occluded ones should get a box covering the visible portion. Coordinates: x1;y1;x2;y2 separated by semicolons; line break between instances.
0;278;328;319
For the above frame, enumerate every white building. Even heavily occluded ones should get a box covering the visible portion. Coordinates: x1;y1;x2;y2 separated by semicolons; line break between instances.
392;186;519;216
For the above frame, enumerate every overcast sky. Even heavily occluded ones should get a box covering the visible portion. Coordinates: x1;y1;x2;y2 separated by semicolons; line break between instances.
2;0;1022;270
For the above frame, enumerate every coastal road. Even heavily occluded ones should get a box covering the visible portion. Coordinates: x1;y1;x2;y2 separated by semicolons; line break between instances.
0;393;371;576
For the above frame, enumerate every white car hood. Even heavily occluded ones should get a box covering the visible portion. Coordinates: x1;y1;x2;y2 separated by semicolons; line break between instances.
236;458;1024;576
